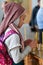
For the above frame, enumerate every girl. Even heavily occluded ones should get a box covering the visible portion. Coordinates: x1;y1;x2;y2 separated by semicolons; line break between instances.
0;1;37;65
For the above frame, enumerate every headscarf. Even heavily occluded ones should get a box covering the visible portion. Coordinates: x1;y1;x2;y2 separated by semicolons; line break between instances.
0;2;25;49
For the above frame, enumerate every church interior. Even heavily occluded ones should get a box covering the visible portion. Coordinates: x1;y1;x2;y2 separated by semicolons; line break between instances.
0;0;43;65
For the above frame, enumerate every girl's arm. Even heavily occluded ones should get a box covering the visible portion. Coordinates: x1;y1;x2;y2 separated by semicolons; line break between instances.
5;34;32;64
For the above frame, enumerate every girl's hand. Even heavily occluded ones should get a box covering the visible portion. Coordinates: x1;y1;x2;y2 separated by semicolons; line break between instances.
29;40;37;49
24;39;37;49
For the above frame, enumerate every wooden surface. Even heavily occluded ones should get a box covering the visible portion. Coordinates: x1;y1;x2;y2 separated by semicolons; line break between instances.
24;32;43;65
24;52;43;65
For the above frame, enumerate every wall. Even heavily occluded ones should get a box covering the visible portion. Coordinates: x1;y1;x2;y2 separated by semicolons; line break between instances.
32;0;37;8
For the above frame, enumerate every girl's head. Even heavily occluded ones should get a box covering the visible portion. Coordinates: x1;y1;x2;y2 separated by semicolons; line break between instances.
0;2;25;35
2;1;25;28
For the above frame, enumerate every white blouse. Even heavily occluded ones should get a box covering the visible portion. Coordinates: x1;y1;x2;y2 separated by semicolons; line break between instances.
5;27;32;64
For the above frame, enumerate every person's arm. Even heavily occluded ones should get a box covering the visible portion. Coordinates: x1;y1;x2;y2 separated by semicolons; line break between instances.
5;34;32;64
10;46;31;64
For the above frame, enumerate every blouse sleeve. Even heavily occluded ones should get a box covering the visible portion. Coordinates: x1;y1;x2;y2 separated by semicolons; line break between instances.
5;34;32;64
8;34;21;50
5;34;21;51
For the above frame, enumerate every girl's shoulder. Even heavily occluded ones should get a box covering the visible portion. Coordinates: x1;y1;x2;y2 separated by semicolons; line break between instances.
5;27;11;34
5;27;19;38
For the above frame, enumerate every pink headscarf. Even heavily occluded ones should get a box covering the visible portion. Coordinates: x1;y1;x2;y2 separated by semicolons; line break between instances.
0;2;25;49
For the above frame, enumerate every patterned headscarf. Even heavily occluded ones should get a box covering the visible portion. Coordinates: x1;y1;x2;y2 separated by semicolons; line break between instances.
0;2;25;49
